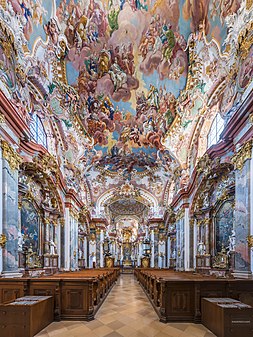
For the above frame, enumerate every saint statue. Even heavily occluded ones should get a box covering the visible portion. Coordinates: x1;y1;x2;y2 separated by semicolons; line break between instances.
49;240;57;255
197;241;206;255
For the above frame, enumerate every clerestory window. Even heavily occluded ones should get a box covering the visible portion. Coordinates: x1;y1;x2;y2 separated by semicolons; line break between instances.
207;113;224;149
30;114;48;149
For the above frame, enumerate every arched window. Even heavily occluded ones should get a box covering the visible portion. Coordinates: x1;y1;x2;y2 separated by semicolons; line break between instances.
30;114;48;148
207;113;224;149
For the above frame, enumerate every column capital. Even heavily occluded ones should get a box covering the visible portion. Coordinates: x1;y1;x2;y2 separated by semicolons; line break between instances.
1;140;22;171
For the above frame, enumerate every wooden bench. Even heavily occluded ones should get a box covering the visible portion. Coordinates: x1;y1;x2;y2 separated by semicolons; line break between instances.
0;296;54;337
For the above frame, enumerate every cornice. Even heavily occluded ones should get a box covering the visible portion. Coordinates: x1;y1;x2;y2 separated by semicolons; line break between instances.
0;91;29;139
91;217;109;226
221;90;253;143
65;188;85;209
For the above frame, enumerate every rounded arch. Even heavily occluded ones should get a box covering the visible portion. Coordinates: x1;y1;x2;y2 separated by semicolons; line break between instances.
96;187;159;215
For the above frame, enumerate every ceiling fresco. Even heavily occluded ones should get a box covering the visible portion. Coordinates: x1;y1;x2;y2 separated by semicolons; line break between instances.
0;1;252;215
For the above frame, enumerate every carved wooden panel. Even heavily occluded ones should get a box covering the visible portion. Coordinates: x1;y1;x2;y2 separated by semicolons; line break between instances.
171;290;192;313
0;281;27;304
63;289;83;310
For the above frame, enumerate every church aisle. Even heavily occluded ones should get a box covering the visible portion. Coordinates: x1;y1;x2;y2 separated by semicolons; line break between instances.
35;274;216;337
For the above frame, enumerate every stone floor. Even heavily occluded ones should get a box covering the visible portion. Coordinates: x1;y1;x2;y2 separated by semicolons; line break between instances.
35;274;216;337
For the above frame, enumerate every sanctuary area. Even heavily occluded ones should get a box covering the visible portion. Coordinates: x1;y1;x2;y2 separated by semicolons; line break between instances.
0;1;253;337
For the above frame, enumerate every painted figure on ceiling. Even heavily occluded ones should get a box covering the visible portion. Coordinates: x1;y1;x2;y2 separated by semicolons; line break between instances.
44;18;60;45
182;0;210;34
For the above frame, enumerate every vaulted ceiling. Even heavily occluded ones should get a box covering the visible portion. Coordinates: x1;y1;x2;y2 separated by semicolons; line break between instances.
0;1;252;218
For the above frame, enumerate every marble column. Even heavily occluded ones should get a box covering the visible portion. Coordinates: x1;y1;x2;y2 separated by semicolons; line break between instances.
150;229;155;268
250;148;253;273
184;208;190;271
167;236;171;268
193;219;197;269
138;241;142;267
89;238;96;268
70;215;78;271
56;220;60;267
1;154;20;277
233;142;252;278
44;218;50;254
83;236;87;268
100;230;104;267
0;146;3;274
158;241;165;268
64;208;70;270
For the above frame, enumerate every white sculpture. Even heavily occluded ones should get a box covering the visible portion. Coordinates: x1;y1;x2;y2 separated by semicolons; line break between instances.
49;240;57;255
18;231;24;252
197;241;206;255
78;249;83;259
228;229;236;252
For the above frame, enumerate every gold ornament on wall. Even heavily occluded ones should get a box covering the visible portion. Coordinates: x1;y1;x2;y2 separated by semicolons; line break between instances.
196;154;212;177
0;1;6;10
1;140;22;171
232;140;252;171
0;113;5;124
246;0;253;9
247;235;253;248
0;234;7;248
189;219;195;227
237;21;253;60
175;208;185;220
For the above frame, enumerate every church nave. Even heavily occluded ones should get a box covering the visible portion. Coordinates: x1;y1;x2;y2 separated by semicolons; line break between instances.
35;274;215;337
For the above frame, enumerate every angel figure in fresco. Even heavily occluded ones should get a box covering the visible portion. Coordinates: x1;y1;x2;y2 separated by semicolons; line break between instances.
160;23;175;62
98;45;111;78
32;0;48;26
9;0;33;40
44;18;60;45
108;60;127;91
129;125;141;146
147;85;159;110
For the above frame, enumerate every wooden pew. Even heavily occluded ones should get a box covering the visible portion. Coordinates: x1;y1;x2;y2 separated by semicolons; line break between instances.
135;268;253;323
0;267;119;321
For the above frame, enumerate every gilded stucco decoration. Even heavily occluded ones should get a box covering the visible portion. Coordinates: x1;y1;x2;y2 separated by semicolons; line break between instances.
0;233;7;248
247;235;253;248
0;139;22;170
0;0;252;227
232;139;252;170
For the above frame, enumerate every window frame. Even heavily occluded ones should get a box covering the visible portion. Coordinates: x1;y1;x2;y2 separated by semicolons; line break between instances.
30;114;48;149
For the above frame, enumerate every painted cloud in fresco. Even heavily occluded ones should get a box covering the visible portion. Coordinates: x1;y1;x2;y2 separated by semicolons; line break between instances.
1;0;252;177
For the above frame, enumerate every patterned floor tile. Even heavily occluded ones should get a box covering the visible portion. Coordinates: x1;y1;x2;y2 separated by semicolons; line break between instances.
35;274;216;337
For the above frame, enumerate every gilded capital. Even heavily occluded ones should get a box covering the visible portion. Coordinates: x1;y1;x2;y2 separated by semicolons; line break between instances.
232;140;252;171
1;140;22;171
175;208;185;221
70;209;79;220
0;234;7;248
189;219;195;227
247;235;253;248
44;218;50;225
